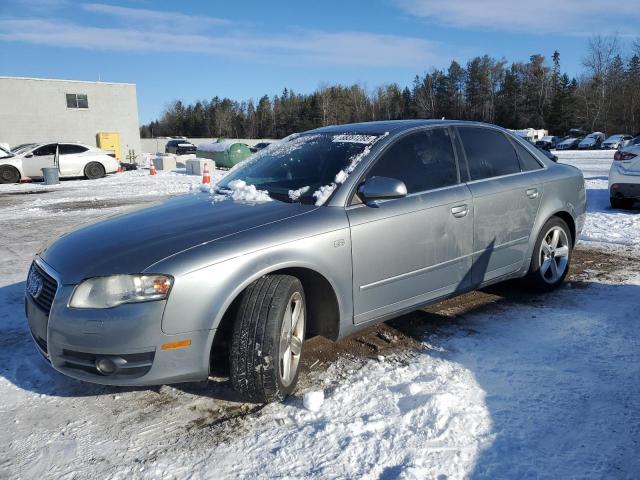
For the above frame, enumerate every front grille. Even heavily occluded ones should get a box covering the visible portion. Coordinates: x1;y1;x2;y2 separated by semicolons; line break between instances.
28;262;58;315
34;333;48;354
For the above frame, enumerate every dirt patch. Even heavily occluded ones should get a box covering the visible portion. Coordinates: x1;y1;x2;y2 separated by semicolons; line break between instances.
298;245;640;377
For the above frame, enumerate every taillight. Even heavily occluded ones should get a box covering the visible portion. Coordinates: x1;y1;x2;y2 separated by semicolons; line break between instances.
614;151;636;161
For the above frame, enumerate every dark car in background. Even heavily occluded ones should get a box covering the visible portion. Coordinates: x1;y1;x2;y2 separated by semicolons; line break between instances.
535;136;560;150
165;139;197;155
250;142;272;153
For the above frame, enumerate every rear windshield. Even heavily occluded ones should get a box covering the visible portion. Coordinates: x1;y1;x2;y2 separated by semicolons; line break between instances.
218;133;379;204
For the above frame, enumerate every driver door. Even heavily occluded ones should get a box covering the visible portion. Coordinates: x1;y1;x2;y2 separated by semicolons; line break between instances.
22;144;57;177
347;128;474;325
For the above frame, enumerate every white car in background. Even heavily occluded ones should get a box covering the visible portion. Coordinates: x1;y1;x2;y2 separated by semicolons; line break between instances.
0;142;119;184
609;144;640;209
602;134;633;150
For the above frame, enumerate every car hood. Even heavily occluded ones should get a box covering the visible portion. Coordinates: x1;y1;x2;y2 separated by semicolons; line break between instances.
41;193;318;284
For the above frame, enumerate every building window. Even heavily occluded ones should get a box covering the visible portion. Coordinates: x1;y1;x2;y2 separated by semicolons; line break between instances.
66;93;89;109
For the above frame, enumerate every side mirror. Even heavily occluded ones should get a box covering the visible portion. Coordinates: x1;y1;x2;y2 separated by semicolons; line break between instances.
358;176;407;203
25;153;34;158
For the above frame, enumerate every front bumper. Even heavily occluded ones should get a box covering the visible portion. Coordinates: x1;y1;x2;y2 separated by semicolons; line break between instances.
25;259;214;386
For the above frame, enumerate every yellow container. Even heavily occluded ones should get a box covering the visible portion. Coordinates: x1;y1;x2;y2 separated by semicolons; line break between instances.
96;132;121;160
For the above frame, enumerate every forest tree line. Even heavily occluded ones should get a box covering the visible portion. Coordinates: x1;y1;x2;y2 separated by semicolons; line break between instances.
140;36;640;140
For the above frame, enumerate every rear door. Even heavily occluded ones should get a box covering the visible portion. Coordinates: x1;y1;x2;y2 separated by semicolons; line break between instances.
58;144;89;177
348;127;474;324
21;144;56;177
456;127;543;284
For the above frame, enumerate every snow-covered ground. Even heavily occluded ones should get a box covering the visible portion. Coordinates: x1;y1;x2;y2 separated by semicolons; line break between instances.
1;157;639;479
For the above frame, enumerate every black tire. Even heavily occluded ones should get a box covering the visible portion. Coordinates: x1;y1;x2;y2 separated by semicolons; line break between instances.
230;274;306;403
610;197;633;210
0;165;20;184
84;162;106;180
525;217;572;292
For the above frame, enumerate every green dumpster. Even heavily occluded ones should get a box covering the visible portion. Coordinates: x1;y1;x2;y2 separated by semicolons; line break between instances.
196;140;252;169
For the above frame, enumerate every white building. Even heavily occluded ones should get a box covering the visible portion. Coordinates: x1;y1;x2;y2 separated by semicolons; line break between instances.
0;77;141;160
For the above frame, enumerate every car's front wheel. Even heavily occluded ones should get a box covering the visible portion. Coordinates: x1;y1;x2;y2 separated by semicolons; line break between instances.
526;217;572;291
84;162;106;180
230;274;306;403
0;165;20;184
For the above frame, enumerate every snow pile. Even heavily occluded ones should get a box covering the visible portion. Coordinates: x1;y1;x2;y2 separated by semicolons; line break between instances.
312;132;389;206
302;390;324;412
288;185;309;201
225;179;271;203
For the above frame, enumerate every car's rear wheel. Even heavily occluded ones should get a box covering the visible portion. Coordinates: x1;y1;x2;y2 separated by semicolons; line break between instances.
0;165;20;184
610;197;633;210
526;217;572;291
230;274;306;403
84;162;106;180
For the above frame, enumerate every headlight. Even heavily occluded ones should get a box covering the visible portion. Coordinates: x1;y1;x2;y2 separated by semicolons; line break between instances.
69;274;173;309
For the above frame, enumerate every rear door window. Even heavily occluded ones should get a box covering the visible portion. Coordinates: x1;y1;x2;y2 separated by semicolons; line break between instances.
59;144;88;155
458;127;521;180
367;128;459;194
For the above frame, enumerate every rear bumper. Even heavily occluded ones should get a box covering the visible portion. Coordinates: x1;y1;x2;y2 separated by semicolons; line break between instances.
610;183;640;199
25;260;214;386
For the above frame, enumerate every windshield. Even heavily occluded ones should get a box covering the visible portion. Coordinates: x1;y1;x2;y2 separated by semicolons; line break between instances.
12;143;36;154
218;133;379;204
605;135;623;142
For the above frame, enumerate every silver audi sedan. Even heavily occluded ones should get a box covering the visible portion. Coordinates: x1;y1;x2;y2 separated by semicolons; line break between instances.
26;120;586;402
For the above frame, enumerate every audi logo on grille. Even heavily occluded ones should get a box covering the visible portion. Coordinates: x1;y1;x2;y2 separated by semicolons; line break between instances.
26;267;44;299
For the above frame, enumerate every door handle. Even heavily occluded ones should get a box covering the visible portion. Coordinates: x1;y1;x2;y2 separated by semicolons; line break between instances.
526;188;539;199
451;204;468;218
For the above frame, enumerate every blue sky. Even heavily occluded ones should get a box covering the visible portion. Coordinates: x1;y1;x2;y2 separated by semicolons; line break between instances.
1;0;638;123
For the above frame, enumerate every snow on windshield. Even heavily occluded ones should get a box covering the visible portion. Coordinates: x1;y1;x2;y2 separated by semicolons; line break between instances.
312;132;389;206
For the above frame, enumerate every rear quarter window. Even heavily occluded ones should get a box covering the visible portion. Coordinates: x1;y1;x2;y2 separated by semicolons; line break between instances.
458;127;521;180
511;140;543;171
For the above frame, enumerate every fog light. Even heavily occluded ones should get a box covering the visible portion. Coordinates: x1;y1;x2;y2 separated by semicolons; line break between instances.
96;358;117;375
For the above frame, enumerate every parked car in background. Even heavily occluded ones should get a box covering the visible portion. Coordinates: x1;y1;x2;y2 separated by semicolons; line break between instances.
536;136;560;150
602;134;633;150
0;145;11;159
556;136;582;150
165;139;196;155
578;132;605;149
536;145;558;162
0;142;118;184
25;120;585;403
610;144;640;209
11;143;37;154
250;142;272;153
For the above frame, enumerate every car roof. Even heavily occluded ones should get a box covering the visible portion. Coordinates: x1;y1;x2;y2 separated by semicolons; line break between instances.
306;119;497;135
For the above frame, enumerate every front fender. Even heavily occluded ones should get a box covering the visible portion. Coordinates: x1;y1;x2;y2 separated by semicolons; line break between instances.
160;227;353;335
0;158;24;177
